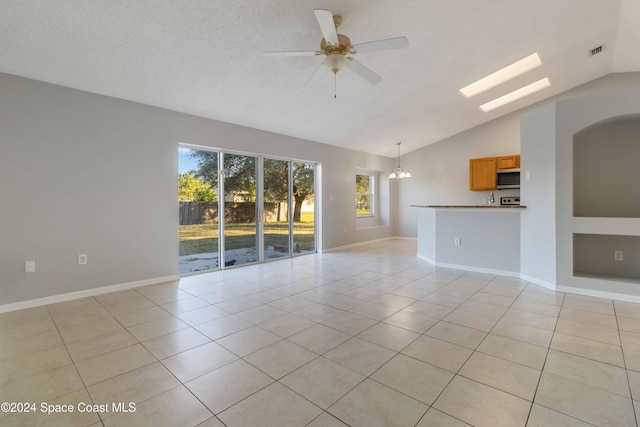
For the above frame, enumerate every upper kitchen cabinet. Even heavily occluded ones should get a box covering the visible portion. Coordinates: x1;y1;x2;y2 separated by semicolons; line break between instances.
497;155;520;169
470;154;521;190
469;157;497;190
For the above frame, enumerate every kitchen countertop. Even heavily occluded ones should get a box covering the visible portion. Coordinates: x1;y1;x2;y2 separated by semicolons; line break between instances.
411;205;526;208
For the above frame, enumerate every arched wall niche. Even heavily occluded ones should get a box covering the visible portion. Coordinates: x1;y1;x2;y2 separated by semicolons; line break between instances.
573;114;640;218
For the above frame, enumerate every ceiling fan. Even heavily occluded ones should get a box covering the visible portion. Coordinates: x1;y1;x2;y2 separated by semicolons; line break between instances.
263;9;409;89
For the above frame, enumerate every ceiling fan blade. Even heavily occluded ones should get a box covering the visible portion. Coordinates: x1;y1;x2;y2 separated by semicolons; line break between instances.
263;51;321;57
304;63;327;87
351;36;409;54
346;58;382;85
314;9;339;45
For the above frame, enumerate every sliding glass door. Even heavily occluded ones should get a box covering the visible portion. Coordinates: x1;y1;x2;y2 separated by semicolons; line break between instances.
263;158;290;260
222;153;258;267
178;148;220;274
179;146;316;274
293;162;316;254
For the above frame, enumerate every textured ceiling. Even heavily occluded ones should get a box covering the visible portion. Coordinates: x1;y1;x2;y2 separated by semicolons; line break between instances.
1;0;638;157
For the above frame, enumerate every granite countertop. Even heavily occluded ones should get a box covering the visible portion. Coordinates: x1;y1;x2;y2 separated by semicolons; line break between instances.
411;205;526;208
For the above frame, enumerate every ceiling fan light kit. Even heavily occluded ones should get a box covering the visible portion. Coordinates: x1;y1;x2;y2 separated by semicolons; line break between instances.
263;9;409;94
323;53;348;74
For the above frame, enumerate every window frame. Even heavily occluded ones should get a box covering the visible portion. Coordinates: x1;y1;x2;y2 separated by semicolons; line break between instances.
355;173;375;217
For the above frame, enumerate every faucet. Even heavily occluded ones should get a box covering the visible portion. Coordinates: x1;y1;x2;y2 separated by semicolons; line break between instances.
489;192;495;205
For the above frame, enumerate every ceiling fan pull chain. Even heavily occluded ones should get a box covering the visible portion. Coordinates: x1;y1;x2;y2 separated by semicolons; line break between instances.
334;72;337;99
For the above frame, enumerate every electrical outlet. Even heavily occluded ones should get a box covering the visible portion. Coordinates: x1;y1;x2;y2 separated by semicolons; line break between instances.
25;260;35;273
78;254;88;266
454;237;461;246
614;250;623;262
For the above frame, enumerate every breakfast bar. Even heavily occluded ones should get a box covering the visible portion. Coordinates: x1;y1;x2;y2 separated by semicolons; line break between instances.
411;205;526;276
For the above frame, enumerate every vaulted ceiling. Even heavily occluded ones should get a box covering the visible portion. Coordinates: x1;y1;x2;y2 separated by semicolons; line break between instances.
1;1;638;157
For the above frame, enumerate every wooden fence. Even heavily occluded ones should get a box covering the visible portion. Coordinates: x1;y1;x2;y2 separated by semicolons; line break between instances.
179;201;286;225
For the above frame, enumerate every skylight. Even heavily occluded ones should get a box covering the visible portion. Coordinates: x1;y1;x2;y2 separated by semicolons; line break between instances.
479;77;551;112
459;53;543;98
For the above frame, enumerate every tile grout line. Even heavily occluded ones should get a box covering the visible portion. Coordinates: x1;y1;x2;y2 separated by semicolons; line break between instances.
614;301;640;427
522;289;563;426
423;275;533;424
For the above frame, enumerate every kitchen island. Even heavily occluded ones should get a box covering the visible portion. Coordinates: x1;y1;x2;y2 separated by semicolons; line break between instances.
412;205;526;276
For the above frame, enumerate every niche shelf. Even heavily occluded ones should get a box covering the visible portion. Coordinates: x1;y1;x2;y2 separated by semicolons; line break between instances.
573;233;640;283
572;116;640;287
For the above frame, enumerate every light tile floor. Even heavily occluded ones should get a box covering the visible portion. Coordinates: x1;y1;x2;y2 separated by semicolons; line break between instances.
1;239;640;426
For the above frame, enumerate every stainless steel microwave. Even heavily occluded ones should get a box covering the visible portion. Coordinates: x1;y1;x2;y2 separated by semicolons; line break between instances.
497;168;520;189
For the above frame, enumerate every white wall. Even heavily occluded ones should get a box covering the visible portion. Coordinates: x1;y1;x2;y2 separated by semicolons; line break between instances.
574;116;640;218
519;103;558;287
396;72;640;239
435;210;520;274
555;85;640;296
519;80;640;296
396;116;521;237
0;72;394;305
4;71;640;306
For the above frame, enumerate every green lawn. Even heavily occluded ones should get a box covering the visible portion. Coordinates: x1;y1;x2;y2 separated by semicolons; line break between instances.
179;220;315;255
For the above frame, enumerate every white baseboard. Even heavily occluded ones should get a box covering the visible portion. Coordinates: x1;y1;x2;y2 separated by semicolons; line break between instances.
416;253;436;265
0;275;179;314
517;275;640;303
556;285;640;304
416;254;519;278
520;274;556;290
436;262;520;278
318;236;410;253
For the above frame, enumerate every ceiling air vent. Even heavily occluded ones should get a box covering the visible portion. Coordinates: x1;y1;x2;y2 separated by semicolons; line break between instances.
589;44;605;56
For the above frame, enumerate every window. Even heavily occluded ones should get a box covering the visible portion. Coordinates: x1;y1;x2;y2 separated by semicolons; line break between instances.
356;173;374;216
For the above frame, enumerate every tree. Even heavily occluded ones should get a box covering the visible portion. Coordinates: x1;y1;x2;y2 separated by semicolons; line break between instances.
292;162;314;222
189;151;314;221
178;172;217;202
223;154;256;202
263;159;289;222
355;174;371;213
191;151;255;202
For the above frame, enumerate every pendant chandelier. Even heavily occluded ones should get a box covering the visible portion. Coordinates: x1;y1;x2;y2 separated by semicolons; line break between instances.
388;142;412;179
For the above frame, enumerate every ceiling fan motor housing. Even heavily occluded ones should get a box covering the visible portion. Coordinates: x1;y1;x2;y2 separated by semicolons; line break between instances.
320;34;352;55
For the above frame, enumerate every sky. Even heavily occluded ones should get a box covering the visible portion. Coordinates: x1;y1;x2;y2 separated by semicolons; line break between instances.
178;147;198;174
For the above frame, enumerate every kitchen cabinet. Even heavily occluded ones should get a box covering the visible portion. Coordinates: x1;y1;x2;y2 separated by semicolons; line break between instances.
497;155;520;169
469;157;497;190
469;154;520;191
